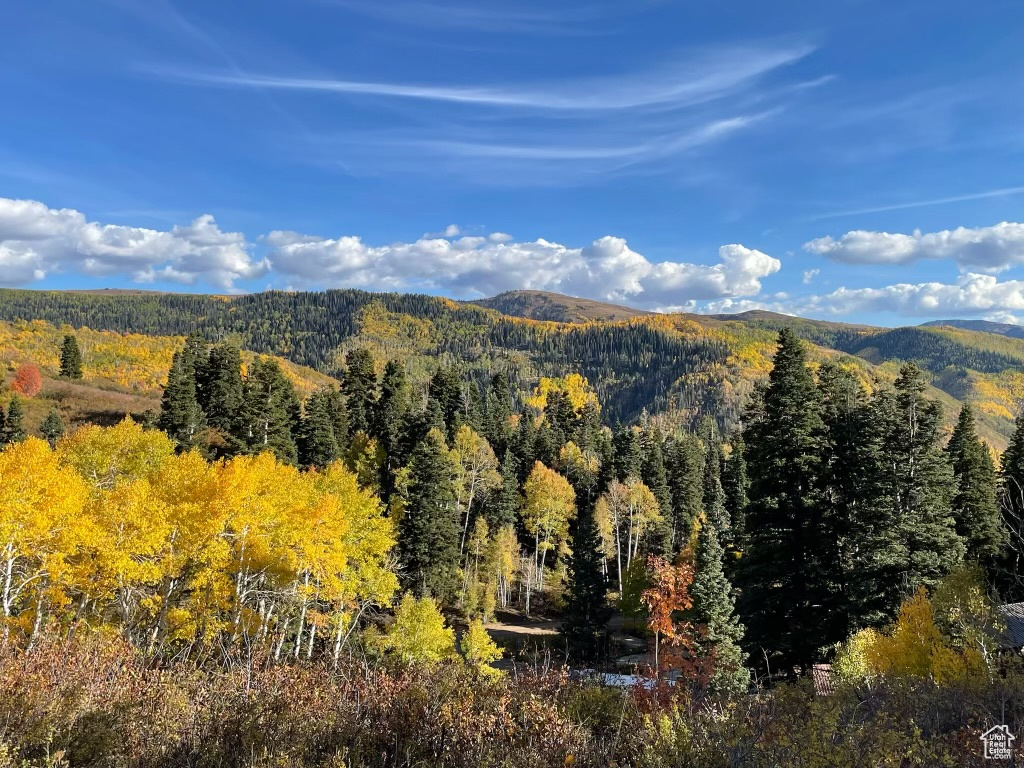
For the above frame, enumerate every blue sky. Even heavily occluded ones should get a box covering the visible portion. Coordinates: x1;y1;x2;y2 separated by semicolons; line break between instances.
3;0;1024;325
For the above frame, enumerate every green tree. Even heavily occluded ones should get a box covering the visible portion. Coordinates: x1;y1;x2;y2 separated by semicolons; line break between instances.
198;343;245;454
298;388;341;469
384;593;457;667
665;433;704;554
398;429;461;602
488;452;522;530
374;360;411;481
946;405;1003;564
342;348;378;436
872;365;964;613
2;396;26;445
59;334;83;379
740;329;830;673
999;413;1024;598
700;419;730;545
157;349;205;451
39;409;65;448
244;358;300;464
692;520;748;695
561;506;611;661
722;435;749;552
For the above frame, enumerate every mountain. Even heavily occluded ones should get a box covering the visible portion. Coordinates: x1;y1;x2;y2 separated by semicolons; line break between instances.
922;318;1024;340
473;290;653;322
0;288;1022;448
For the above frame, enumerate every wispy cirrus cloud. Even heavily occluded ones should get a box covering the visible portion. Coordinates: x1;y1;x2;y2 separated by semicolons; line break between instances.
808;185;1024;220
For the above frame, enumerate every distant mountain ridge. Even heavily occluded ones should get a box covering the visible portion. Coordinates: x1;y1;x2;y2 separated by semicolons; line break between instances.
921;318;1024;340
1;287;1023;448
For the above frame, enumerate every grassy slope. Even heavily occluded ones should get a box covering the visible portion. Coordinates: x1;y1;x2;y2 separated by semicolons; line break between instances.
0;319;336;434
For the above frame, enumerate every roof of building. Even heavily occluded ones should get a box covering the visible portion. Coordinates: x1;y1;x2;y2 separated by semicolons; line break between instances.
998;603;1024;649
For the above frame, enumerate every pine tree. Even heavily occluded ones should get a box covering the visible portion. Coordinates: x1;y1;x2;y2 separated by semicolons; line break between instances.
342;348;378;436
1000;414;1024;599
488;452;522;530
700;419;731;545
873;365;963;612
947;405;1004;564
641;425;672;529
3;396;26;445
0;404;6;446
665;433;704;554
692;521;748;695
722;434;749;551
398;430;461;602
199;343;245;454
483;372;513;454
612;425;642;481
158;349;205;451
428;366;463;438
562;506;611;661
298;388;341;469
740;329;830;672
244;358;300;464
374;360;410;469
59;334;83;379
39;408;65;448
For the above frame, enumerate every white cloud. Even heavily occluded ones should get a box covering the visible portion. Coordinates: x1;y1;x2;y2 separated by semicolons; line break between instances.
0;198;268;290
802;268;820;284
804;222;1024;273
266;229;780;307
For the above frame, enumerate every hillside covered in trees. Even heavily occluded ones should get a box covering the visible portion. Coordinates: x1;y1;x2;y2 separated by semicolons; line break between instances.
2;310;1024;764
2;287;1024;447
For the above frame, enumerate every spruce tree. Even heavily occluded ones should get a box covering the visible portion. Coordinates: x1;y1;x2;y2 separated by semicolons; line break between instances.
374;360;410;465
692;521;748;695
665;433;704;553
398;430;461;602
740;329;829;672
3;396;26;445
722;435;749;551
40;408;65;448
0;404;6;446
489;452;523;530
700;419;731;545
59;334;83;379
562;506;611;661
298;388;340;469
428;366;463;438
244;358;300;464
947;405;1004;564
199;343;245;454
874;365;963;611
342;348;378;436
483;372;513;454
1000;414;1024;598
612;425;642;481
158;349;205;451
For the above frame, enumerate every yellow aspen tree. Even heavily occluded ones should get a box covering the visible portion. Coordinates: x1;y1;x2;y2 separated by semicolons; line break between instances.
451;426;501;555
595;478;662;593
58;418;175;490
0;438;88;645
384;593;456;667
522;462;576;614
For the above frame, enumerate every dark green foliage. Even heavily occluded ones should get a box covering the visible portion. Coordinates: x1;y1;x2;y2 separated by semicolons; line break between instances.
199;343;245;454
612;426;642;482
298;388;342;469
692;521;747;695
946;405;1004;563
40;408;65;448
1000;415;1024;599
722;434;749;551
59;334;83;379
342;349;378;436
244;358;301;465
664;433;704;553
158;350;205;451
489;453;523;530
699;418;730;546
398;431;461;602
873;365;963;606
374;360;410;476
3;396;26;445
562;507;611;661
428;366;463;438
482;373;514;453
740;330;830;672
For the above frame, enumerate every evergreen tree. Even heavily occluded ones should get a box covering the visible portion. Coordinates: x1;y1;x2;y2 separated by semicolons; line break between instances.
342;348;378;436
947;405;1004;564
562;506;611;661
1000;414;1024;598
398;430;461;602
0;403;6;446
59;334;83;379
462;380;485;434
298;388;341;469
612;425;643;481
700;419;731;545
641;425;672;553
722;434;749;551
873;365;963;613
483;372;513;454
3;396;26;445
244;358;300;464
665;433;704;553
374;360;411;470
428;366;463;438
692;521;748;696
740;329;830;672
199;343;245;454
39;408;65;448
158;349;205;451
489;452;523;530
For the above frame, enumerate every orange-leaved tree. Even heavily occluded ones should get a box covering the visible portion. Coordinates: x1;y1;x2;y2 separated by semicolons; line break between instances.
641;555;700;679
12;363;42;397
